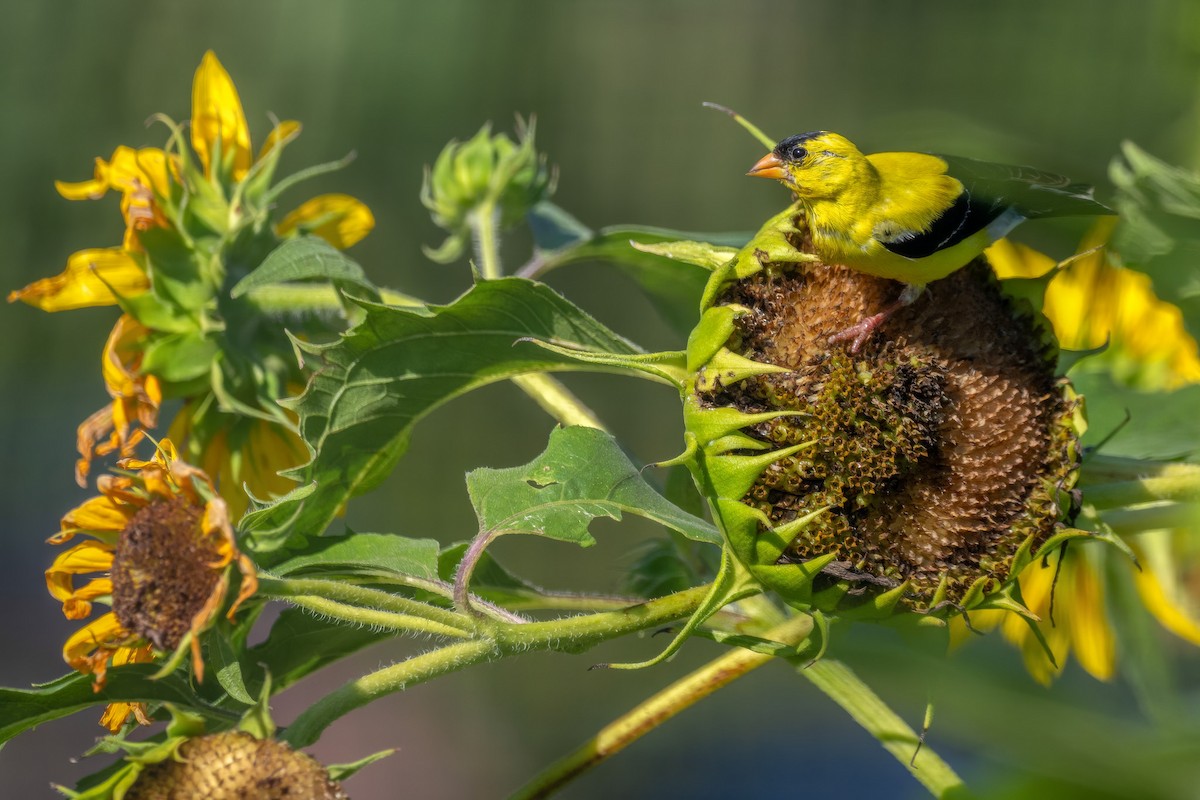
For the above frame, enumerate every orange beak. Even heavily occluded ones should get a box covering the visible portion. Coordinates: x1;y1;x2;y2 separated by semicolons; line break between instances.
747;152;787;179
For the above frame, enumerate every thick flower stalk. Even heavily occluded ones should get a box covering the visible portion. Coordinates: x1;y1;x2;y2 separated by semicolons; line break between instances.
9;51;373;515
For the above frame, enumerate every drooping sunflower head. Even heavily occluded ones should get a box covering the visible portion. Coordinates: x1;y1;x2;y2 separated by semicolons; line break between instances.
687;208;1085;621
46;440;256;730
123;731;348;800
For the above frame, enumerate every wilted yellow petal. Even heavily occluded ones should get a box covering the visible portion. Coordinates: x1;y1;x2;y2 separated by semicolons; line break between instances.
55;494;129;544
63;612;126;666
8;249;147;312
278;193;375;249
191;51;252;180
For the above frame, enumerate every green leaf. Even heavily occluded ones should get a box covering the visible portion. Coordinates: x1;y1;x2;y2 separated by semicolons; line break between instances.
621;538;701;599
273;532;442;580
528;202;750;337
247;609;389;691
467;425;720;546
1073;370;1200;458
0;668;228;748
207;624;254;706
241;278;643;555
230;236;380;299
1109;142;1200;336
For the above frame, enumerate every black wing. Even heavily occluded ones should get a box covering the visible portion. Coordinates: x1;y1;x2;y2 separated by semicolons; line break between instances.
880;186;1007;259
880;155;1111;260
936;154;1111;220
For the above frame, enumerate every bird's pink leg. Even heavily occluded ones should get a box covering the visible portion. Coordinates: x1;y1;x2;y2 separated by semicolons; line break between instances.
829;283;924;353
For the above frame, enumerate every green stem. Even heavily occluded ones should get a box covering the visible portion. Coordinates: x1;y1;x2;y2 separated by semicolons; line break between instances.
259;577;472;632
507;614;814;800
244;283;422;313
258;579;472;640
1080;456;1200;509
1096;501;1198;535
471;202;504;280
281;583;712;747
800;660;970;799
510;373;604;429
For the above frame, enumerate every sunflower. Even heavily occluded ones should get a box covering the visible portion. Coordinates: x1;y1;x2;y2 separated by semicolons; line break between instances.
46;440;256;731
942;225;1200;682
9;51;374;505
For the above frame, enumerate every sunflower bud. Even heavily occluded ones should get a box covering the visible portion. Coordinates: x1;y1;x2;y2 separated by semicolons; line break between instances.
684;207;1086;621
421;119;555;262
125;732;347;800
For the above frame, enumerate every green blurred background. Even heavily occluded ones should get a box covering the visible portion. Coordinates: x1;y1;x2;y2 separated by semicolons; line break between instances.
2;2;1198;797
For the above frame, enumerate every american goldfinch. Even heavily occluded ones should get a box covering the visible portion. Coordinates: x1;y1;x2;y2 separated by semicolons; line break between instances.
748;131;1111;350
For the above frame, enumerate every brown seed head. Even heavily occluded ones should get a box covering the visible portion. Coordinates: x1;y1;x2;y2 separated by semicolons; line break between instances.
708;215;1078;608
112;495;219;651
125;732;348;800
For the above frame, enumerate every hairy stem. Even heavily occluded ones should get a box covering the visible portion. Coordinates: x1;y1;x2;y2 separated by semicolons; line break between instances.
507;614;814;800
281;583;713;747
800;660;970;799
258;579;471;640
259;577;472;632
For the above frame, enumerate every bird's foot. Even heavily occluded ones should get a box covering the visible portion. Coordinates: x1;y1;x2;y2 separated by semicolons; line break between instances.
829;283;924;354
828;312;890;353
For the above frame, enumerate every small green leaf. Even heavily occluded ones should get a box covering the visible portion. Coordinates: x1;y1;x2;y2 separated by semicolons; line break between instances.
230;236;379;299
467;425;720;546
207;624;254;706
241;278;643;555
327;748;396;782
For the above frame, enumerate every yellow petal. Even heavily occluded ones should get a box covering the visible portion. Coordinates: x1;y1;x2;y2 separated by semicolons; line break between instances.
46;541;115;602
277;193;375;249
63;613;126;666
257;120;302;162
987;239;1056;279
56;494;129;542
1131;543;1200;646
191;51;252;180
8;249;147;312
1062;556;1115;681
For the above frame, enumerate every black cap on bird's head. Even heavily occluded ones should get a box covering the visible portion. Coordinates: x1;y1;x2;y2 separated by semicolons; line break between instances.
747;131;826;180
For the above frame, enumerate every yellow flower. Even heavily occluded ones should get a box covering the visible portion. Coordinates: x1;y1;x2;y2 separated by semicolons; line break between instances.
955;229;1200;682
988;219;1200;389
46;440;257;731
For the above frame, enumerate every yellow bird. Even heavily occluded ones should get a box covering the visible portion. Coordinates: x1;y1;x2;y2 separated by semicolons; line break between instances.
748;131;1111;350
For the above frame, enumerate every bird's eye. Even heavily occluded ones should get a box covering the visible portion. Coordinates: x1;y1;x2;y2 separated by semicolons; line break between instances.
788;145;807;161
